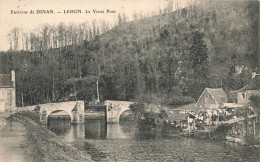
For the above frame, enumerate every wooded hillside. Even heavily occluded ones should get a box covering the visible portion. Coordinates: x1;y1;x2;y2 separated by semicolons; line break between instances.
0;1;259;106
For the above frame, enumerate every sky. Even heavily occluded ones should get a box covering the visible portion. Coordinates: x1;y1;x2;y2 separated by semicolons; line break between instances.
0;0;176;51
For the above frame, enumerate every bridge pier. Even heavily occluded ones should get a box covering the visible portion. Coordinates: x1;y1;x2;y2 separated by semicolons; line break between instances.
104;100;135;123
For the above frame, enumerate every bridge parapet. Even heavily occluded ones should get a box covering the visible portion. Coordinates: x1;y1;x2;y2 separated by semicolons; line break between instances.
10;101;85;124
104;100;135;123
38;101;85;124
10;105;36;113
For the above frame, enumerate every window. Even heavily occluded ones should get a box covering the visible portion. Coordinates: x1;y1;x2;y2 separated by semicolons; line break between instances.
242;93;245;98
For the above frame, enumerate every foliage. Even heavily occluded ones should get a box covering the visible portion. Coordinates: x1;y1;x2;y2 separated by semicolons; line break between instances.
0;1;258;106
249;95;260;119
158;110;168;119
214;125;233;139
163;95;195;106
129;103;145;119
187;31;210;98
249;94;260;107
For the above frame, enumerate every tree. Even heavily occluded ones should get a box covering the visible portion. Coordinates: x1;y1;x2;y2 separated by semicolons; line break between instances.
158;109;168;119
117;13;123;26
249;95;260;106
249;94;260;119
188;30;210;99
10;27;20;51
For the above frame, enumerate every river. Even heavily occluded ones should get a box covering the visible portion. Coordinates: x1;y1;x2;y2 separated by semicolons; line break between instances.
47;118;259;161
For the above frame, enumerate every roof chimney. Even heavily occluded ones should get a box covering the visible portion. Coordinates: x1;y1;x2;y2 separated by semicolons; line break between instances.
11;70;15;87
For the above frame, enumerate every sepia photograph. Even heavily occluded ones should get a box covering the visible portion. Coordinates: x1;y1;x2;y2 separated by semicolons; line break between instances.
0;0;259;161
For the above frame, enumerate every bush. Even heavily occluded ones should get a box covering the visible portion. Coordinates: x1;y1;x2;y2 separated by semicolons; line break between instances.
134;93;168;105
129;103;145;119
158;110;168;119
135;93;195;106
249;94;260;106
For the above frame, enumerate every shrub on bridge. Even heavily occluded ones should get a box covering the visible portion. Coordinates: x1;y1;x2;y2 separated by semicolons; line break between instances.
129;103;145;119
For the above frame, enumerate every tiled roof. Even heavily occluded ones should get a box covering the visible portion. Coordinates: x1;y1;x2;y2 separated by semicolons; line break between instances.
237;76;260;92
0;74;12;87
167;113;188;121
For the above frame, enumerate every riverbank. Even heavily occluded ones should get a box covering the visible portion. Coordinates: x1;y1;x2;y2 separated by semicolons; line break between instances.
1;111;93;162
0;112;29;162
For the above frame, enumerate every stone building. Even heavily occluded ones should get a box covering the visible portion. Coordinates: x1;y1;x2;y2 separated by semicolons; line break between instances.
0;70;16;112
229;76;260;105
196;88;228;109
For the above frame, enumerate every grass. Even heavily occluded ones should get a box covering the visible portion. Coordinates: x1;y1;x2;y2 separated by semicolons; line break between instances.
11;111;93;162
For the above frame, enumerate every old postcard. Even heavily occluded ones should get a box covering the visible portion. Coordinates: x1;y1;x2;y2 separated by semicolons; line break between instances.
0;0;259;161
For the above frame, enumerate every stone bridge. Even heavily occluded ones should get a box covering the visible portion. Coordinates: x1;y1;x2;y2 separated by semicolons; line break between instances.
39;101;85;124
104;100;135;123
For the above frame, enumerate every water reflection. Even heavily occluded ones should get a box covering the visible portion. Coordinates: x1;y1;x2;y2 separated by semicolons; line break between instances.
47;118;71;135
47;118;260;161
64;124;85;142
47;119;165;140
85;119;106;139
84;120;138;139
47;118;85;142
106;121;135;139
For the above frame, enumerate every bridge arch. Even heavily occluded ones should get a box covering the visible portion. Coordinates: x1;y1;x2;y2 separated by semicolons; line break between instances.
105;100;135;123
46;110;73;123
119;110;134;121
39;101;85;124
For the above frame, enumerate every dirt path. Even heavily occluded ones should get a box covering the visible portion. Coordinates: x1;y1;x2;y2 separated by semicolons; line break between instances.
0;111;93;162
0;112;28;162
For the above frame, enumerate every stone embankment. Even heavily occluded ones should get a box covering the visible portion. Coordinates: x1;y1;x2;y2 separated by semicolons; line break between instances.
1;111;93;162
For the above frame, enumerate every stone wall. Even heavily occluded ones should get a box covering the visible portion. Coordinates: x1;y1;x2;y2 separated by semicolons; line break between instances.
0;88;16;112
104;100;135;123
237;90;260;104
10;101;85;124
39;101;85;124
